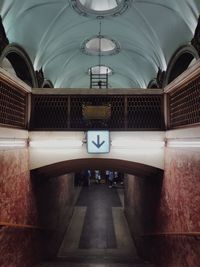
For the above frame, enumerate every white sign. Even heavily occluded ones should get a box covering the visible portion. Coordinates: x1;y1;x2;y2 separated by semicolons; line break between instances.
87;131;110;154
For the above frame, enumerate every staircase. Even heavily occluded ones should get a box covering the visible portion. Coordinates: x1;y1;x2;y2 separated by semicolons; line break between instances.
35;187;155;267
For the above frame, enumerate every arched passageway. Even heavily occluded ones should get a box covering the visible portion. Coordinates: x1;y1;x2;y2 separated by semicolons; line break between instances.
163;45;199;86
32;158;163;179
31;158;163;266
0;43;38;87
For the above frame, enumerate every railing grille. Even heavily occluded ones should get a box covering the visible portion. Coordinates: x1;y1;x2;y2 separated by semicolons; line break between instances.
169;77;200;128
32;96;69;129
31;94;164;130
127;96;163;129
0;80;27;128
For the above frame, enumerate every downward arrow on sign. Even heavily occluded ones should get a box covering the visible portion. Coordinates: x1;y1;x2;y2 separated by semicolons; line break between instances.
92;135;105;149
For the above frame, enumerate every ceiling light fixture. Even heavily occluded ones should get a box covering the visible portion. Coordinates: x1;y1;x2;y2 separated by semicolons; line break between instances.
71;0;131;17
82;36;120;56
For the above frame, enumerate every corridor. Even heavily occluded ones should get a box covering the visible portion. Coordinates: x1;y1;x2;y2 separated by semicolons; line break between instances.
37;184;153;267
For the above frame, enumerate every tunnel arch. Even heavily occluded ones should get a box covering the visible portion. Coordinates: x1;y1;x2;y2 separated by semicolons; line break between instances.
163;44;199;87
42;79;54;88
0;43;38;87
147;78;159;89
31;158;163;179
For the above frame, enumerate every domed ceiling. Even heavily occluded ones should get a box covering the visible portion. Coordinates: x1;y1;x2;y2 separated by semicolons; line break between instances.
0;0;200;88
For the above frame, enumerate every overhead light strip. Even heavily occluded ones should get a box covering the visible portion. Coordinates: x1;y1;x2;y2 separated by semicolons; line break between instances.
111;140;165;149
29;140;83;148
0;139;27;148
167;139;200;148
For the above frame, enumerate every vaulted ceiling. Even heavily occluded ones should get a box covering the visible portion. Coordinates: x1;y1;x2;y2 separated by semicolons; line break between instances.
0;0;200;88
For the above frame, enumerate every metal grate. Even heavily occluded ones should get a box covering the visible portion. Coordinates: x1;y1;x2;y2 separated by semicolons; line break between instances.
31;95;69;129
169;77;200;128
127;95;163;129
31;94;164;130
0;80;27;128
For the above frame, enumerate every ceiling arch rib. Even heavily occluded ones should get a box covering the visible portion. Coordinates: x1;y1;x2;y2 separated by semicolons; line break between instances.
132;1;196;64
16;0;63;18
0;0;200;88
34;2;72;69
104;14;167;69
34;17;97;69
0;0;14;20
42;41;83;70
131;5;167;69
134;0;197;34
55;50;148;88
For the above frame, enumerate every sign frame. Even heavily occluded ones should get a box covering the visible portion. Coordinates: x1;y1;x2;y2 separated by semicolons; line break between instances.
87;130;110;154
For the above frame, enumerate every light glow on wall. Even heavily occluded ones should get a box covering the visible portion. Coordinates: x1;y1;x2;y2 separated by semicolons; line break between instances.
167;139;200;148
0;139;27;148
29;140;83;148
111;139;165;149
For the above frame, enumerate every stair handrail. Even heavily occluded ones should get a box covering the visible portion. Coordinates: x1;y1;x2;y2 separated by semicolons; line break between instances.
142;231;200;237
0;221;48;230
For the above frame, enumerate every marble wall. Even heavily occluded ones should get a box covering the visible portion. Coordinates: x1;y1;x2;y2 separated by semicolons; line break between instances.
33;172;76;257
124;172;162;258
125;147;200;267
0;147;76;266
0;148;44;267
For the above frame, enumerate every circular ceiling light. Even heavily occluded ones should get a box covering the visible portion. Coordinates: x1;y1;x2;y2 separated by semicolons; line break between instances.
79;0;122;11
71;0;131;17
82;36;120;55
89;65;113;75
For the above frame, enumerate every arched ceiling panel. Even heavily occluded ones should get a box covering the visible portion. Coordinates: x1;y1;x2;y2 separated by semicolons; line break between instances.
0;0;199;88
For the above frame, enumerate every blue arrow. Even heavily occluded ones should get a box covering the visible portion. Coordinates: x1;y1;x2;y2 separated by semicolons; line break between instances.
92;135;105;149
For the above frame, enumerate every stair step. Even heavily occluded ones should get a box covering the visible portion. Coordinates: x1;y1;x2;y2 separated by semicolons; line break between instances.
36;256;154;267
36;262;154;267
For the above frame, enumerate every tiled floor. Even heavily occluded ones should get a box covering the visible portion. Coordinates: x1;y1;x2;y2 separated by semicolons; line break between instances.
36;185;154;267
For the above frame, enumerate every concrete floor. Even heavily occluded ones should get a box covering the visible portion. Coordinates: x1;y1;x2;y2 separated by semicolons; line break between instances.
36;185;154;267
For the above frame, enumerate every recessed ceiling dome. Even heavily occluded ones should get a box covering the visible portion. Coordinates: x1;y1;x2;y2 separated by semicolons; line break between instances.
82;36;120;55
78;0;123;12
89;66;112;75
72;0;130;16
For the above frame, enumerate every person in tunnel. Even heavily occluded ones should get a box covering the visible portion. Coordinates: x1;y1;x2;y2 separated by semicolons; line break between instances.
95;170;101;184
108;171;114;188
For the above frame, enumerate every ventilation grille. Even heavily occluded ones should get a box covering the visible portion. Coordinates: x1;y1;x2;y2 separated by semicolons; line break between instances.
31;94;164;130
0;80;27;128
169;76;200;128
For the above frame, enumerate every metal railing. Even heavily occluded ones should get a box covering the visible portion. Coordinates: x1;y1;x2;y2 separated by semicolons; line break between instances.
1;58;199;131
0;68;31;129
142;232;200;237
0;221;46;230
30;89;164;131
164;60;200;129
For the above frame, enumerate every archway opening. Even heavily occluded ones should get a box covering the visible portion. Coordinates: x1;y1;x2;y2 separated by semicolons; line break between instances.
0;44;37;87
164;45;199;86
31;158;163;261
